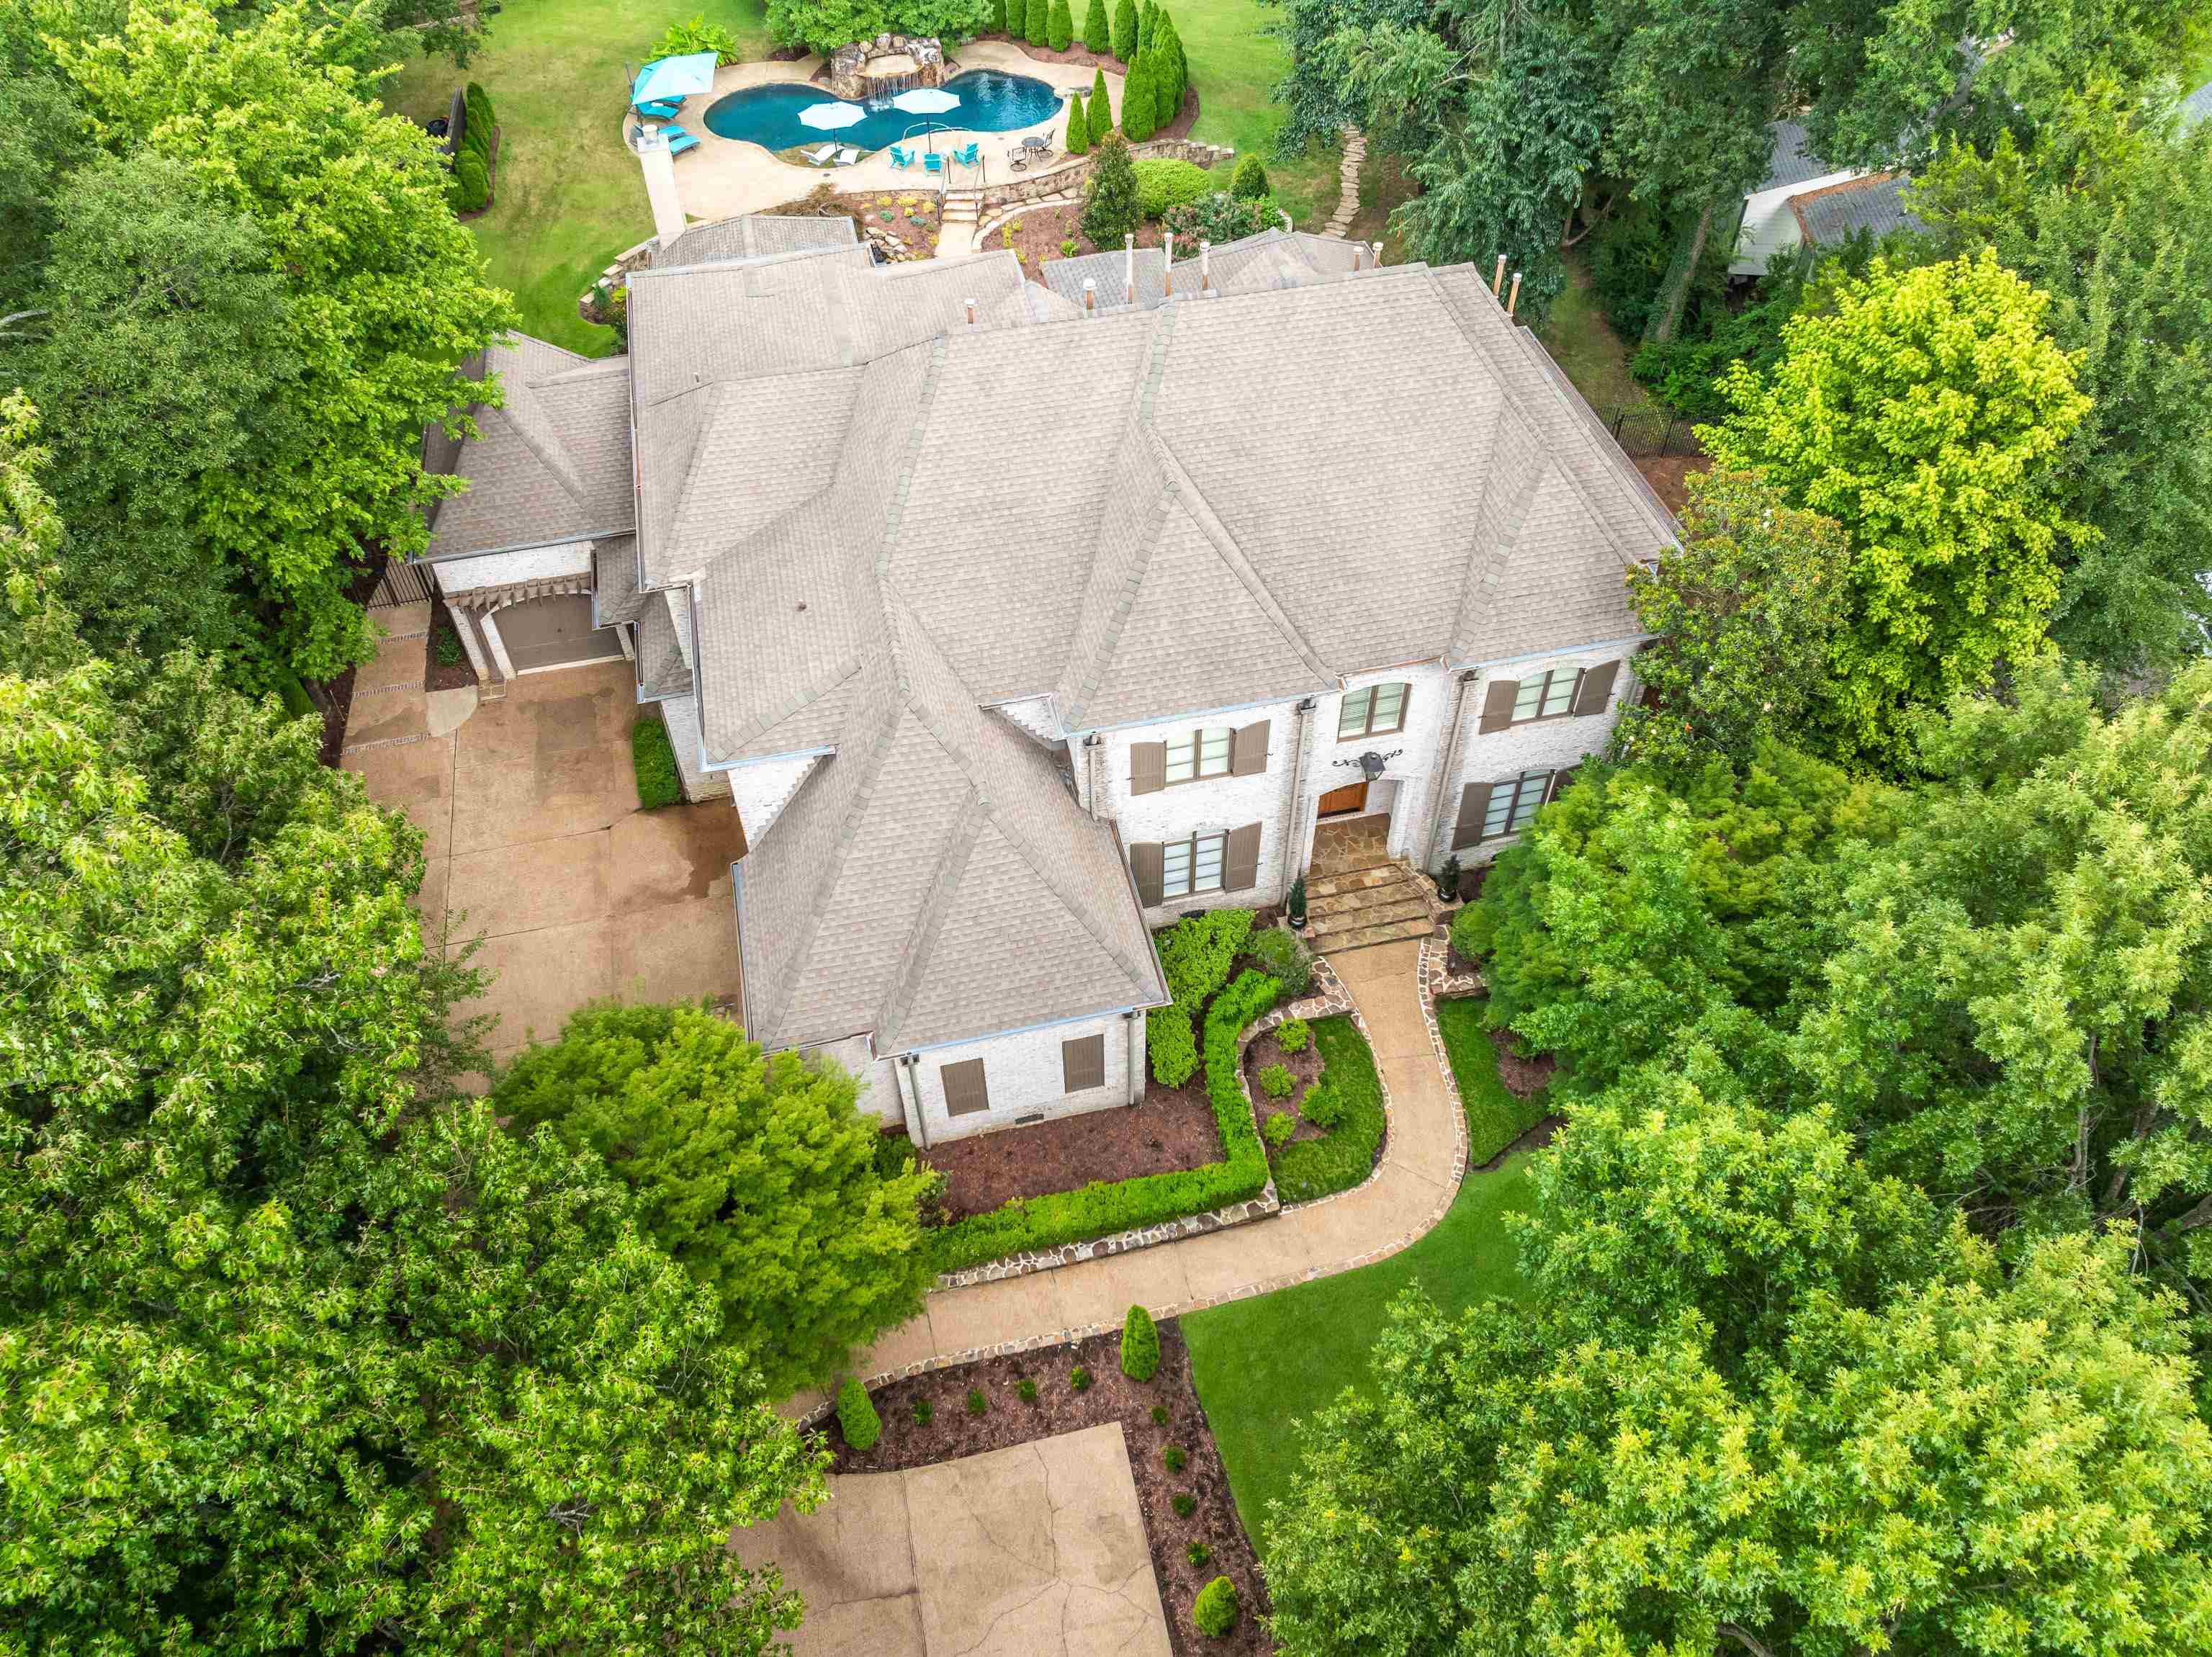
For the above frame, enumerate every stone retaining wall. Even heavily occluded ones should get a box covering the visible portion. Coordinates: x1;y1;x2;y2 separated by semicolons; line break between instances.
977;138;1235;213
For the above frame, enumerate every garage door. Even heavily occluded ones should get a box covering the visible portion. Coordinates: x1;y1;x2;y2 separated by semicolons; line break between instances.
494;594;624;674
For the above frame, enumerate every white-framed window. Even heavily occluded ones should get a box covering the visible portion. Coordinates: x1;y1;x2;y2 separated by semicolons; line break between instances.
1339;681;1409;739
1511;668;1583;724
1483;771;1554;840
1161;830;1229;899
1164;727;1235;784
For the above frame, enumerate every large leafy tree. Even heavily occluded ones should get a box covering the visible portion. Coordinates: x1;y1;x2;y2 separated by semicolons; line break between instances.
1616;465;1853;771
1704;252;2091;765
48;0;513;679
494;1002;940;1400
1911;89;2212;678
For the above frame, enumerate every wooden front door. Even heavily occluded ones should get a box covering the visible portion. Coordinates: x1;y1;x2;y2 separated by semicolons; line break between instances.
1317;779;1369;817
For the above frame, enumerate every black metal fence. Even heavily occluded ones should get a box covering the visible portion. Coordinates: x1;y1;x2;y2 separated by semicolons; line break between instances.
1602;401;1704;459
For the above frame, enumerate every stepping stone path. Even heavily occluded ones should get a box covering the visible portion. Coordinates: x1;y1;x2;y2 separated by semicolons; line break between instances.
1323;125;1366;239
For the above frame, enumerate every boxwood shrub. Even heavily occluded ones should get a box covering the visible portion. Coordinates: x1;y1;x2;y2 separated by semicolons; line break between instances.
1146;909;1254;1086
1192;1576;1239;1638
837;1378;881;1451
1270;1014;1384;1203
1120;1303;1159;1380
932;969;1280;1271
1135;156;1211;220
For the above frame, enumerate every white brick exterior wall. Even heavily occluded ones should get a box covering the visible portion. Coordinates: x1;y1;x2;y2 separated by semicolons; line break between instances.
431;539;593;595
817;1012;1148;1144
1445;645;1642;868
724;753;822;847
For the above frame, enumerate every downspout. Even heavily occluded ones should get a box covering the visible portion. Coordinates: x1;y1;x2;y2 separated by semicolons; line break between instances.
1277;696;1316;901
1123;1009;1143;1105
896;1052;929;1150
1084;732;1102;819
1424;669;1480;873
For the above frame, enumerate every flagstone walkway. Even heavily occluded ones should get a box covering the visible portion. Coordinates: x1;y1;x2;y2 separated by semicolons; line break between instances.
792;938;1463;1417
1322;126;1366;239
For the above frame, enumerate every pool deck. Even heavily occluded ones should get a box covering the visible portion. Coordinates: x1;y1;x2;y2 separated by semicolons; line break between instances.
631;42;1120;230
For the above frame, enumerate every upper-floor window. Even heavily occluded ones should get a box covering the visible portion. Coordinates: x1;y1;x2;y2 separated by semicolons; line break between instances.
1478;661;1619;735
1166;727;1234;784
1452;769;1573;850
1338;681;1408;740
1514;669;1581;722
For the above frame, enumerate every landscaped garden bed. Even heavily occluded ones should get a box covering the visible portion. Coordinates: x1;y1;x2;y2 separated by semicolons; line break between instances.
923;1083;1225;1218
1436;995;1558;1167
423;592;477;691
831;1321;1274;1655
1250;1012;1385;1203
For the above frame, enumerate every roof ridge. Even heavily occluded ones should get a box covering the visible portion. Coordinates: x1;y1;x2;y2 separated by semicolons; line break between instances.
663;381;729;553
1448;432;1552;657
1147;432;1337;688
490;387;591;509
1057;418;1175;729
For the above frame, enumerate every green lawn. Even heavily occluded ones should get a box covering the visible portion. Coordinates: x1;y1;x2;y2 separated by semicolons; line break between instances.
373;0;1337;351
1183;1151;1537;1553
376;0;773;353
1437;996;1548;1164
1539;250;1658;423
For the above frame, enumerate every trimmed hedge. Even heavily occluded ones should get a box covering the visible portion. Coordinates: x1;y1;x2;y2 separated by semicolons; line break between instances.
450;151;489;214
1147;909;1254;1085
1120;1303;1160;1380
932;969;1279;1271
837;1378;881;1450
1269;1014;1384;1203
631;716;680;809
1135;156;1210;220
1244;925;1311;995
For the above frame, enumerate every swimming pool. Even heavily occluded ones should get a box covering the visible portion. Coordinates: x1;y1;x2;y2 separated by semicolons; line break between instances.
701;70;1064;154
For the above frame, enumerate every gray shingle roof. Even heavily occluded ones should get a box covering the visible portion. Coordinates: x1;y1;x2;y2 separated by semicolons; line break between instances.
1040;230;1364;314
2182;78;2212;130
655;211;859;269
1758;121;1833;193
1792;173;1921;246
592;535;645;626
422;337;633;559
637;598;693;701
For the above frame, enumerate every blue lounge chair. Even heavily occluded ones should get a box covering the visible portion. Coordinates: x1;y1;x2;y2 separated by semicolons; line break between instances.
634;96;683;121
952;142;980;169
889;145;914;169
663;125;701;158
923;151;943;175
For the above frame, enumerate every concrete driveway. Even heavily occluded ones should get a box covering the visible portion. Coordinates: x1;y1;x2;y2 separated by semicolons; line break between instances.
730;1424;1171;1657
342;605;744;1067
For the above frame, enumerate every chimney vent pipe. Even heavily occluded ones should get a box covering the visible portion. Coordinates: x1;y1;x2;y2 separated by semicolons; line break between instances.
1506;272;1521;317
1083;277;1096;315
1200;239;1210;290
964;296;976;326
1492;254;1507;296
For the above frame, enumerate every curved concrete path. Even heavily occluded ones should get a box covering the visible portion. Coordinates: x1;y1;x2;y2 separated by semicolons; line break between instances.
800;938;1462;1414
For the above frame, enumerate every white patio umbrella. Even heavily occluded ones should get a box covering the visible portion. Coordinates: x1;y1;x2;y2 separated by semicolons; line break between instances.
891;86;961;114
797;100;866;130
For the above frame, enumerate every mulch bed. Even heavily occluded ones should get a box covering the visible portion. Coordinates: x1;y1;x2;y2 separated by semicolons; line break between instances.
305;666;355;768
766;181;941;254
1488;1026;1556;1099
923;1082;1223;1218
1242;1023;1326;1145
831;1324;1274;1656
997;202;1173;283
424;591;478;692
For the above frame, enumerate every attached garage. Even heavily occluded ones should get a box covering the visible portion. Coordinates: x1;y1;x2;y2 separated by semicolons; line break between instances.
491;593;624;673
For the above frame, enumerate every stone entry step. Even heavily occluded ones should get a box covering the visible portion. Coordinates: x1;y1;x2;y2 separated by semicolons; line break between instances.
1305;861;1401;901
1318;914;1433;953
1310;894;1429;940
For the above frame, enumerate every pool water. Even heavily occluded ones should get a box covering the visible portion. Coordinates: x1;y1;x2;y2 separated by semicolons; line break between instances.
701;70;1064;154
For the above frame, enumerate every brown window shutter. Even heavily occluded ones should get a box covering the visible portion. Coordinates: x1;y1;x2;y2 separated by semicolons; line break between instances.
1061;1033;1106;1092
1130;842;1164;907
1546;766;1580;804
1478;678;1519;733
1224;822;1262;892
1231;719;1270;776
1452;782;1492;850
1570;661;1619;716
941;1057;989;1117
1130;742;1166;795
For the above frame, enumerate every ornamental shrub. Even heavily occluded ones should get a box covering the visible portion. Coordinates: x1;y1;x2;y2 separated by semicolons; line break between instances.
1135;157;1210;219
912;1397;934;1424
1082;0;1109;50
630;717;680;808
646;14;742;64
1172;1493;1197;1518
1272;1016;1385;1202
1259;1063;1295;1099
1275;1016;1310;1054
1147;908;1254;1085
1025;0;1048;45
1151;1404;1170;1426
1230;154;1270;200
1082;130;1141;251
1287;873;1307;926
1120;51;1157;142
1246;927;1311;995
463;82;493;153
1120;1303;1160;1380
1111;0;1136;59
1300;1080;1341;1128
1065;91;1089;155
1017;1377;1039;1402
837;1378;881;1450
1162;191;1274;249
1187;1542;1210;1567
1071;1364;1094;1392
1163;1443;1187;1470
966;1387;988;1415
1448;897;1484;964
1192;1576;1239;1638
1091;67;1112;130
1263;1110;1296;1147
450;151;490;214
1048;0;1073;49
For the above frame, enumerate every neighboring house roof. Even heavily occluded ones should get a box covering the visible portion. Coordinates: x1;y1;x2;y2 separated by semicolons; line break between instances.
1791;172;1922;246
655;211;858;268
2183;78;2212;130
1756;121;1835;193
422;337;633;558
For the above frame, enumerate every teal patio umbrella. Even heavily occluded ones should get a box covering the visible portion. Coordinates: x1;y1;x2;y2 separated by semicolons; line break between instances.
631;52;719;107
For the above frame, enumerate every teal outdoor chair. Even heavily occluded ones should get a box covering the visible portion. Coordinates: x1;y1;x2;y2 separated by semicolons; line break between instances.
923;151;943;175
889;145;914;169
663;126;701;157
634;97;683;121
952;142;980;169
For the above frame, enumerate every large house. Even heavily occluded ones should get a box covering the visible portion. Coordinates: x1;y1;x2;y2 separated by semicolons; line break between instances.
415;215;1676;1145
